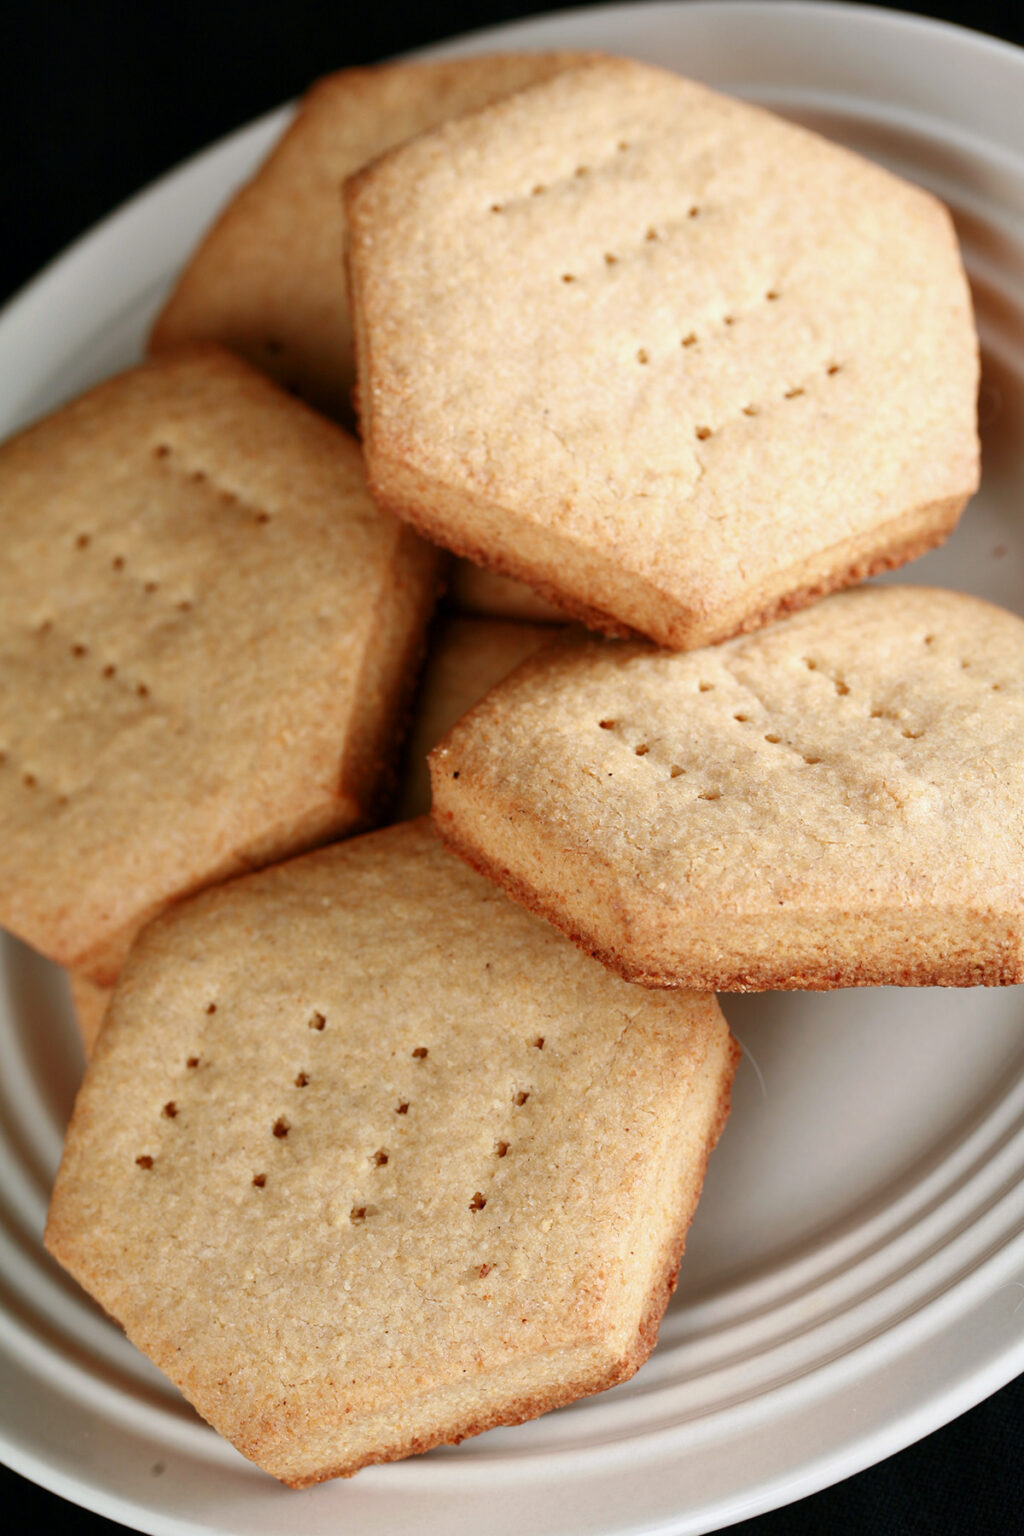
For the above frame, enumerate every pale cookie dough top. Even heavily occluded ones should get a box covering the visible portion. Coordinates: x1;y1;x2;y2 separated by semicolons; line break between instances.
46;820;732;1483
0;345;438;980
430;588;1024;984
350;58;978;647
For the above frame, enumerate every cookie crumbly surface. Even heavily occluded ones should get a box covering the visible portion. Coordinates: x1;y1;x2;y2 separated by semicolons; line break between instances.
0;345;440;982
45;820;736;1485
349;58;979;649
431;588;1024;989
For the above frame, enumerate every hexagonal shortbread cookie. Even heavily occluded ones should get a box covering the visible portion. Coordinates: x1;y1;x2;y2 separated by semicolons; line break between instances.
0;345;440;983
430;588;1024;989
45;820;736;1485
348;58;979;649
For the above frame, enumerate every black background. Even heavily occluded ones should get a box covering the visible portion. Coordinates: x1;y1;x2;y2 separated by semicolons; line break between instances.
2;2;1024;1531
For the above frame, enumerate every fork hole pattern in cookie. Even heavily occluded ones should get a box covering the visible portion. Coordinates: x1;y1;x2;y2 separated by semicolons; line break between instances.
126;995;556;1263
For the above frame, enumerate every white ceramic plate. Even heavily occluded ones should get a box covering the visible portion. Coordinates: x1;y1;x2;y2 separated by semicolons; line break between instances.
2;4;1024;1532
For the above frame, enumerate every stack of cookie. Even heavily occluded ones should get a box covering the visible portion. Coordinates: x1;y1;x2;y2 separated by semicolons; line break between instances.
1;51;1009;1488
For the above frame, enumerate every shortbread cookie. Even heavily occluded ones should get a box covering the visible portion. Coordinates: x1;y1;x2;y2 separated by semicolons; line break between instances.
0;345;440;984
431;587;1024;989
45;819;736;1486
397;616;557;818
149;53;591;420
68;972;112;1057
349;58;979;650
